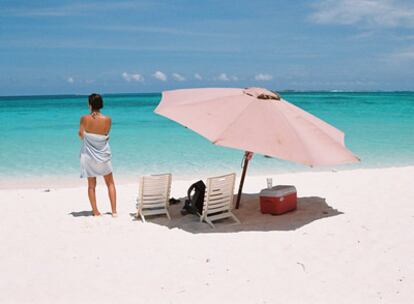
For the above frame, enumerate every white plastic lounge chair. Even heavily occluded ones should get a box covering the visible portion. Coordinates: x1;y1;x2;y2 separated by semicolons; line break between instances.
200;173;240;228
136;173;172;222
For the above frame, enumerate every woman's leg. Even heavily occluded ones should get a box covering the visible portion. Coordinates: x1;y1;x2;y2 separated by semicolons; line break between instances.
87;177;100;216
104;173;117;216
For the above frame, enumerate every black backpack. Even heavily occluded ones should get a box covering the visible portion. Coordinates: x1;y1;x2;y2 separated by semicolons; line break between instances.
181;180;206;215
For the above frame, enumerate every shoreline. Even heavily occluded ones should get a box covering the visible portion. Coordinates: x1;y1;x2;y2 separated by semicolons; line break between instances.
1;164;413;190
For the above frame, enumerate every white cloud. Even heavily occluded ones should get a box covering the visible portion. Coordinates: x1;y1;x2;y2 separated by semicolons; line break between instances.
67;77;74;84
122;72;144;82
131;74;144;81
216;73;238;81
310;0;414;28
254;73;273;81
194;73;203;80
217;73;230;81
172;73;185;81
153;71;167;81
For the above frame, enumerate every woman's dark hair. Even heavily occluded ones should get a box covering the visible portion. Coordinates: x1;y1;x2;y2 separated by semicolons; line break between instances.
88;93;103;111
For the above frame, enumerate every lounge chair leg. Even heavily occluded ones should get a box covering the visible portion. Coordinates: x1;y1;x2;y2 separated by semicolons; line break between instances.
230;212;241;224
165;209;171;220
205;218;215;228
140;212;146;223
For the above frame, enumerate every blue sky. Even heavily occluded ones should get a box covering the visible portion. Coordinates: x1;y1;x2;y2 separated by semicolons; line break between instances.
1;0;414;95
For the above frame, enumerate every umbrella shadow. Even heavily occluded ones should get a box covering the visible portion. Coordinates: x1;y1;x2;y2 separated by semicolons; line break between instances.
131;193;343;234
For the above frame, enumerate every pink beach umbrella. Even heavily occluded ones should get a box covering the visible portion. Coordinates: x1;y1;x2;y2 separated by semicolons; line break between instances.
154;87;359;208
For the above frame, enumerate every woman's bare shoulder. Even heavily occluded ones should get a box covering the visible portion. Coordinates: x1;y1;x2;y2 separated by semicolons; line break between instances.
80;114;91;122
102;115;112;122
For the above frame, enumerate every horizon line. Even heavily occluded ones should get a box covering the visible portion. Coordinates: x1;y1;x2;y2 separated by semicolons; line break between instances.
1;89;414;98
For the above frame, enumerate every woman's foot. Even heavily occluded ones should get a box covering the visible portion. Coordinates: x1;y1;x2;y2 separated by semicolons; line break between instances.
112;211;118;218
92;210;102;216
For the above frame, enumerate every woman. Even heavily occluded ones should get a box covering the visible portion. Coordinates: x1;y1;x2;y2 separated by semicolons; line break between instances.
79;93;117;217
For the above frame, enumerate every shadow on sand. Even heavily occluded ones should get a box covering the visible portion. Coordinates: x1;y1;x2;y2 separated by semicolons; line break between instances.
131;193;343;233
68;211;114;217
69;210;94;217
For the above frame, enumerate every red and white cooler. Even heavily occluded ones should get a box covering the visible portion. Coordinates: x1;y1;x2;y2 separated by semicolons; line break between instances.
260;185;297;215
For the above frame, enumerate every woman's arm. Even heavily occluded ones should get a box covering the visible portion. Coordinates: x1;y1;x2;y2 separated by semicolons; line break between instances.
78;116;86;139
103;116;112;135
107;117;112;133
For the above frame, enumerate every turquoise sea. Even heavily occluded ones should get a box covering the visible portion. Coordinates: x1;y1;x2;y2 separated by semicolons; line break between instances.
0;92;413;184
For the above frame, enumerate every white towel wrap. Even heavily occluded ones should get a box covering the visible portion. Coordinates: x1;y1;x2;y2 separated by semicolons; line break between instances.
80;131;112;178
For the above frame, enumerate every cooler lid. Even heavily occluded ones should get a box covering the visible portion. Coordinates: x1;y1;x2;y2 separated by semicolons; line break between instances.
260;185;297;197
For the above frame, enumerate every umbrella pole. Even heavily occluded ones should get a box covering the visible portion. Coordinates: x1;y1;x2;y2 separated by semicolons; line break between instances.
235;152;252;209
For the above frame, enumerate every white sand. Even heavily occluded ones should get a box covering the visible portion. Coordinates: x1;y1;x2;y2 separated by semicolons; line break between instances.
1;167;413;303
